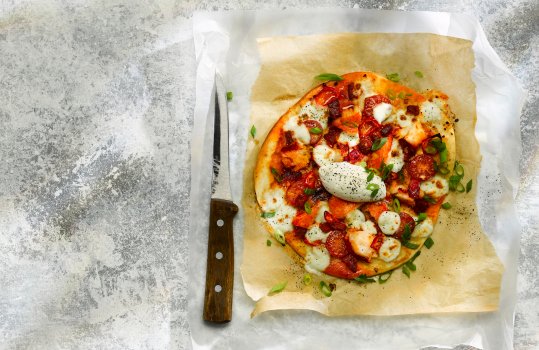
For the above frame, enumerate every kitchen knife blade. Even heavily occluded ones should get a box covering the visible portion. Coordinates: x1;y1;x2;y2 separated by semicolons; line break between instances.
203;74;238;323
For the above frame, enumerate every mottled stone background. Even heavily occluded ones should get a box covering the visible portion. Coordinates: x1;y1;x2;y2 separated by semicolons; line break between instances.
0;1;536;349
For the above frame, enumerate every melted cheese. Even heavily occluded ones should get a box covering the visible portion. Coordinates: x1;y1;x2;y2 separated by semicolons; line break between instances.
305;225;330;244
378;211;401;235
360;220;378;235
283;115;310;144
348;228;376;259
345;209;366;229
385;139;404;173
315;201;329;223
338;131;360;147
412;218;434;238
261;188;297;234
299;102;328;129
373;102;393;123
305;246;331;274
318;162;386;202
313;142;342;168
379;237;401;262
420;175;449;198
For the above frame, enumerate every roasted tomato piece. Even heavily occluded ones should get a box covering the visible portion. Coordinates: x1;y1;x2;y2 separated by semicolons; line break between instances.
408;178;421;199
319;222;333;233
358;135;373;154
285;180;308;208
324;259;357;279
324;126;341;147
399;138;416;161
325;231;350;258
314;86;338;106
406;105;420;116
345;147;363;163
370;233;385;253
303;119;323;145
408;154;436;181
380;124;393;136
363;95;392;119
328;99;341;120
358;117;381;137
323;211;347;231
341;254;358;272
303;170;318;188
394;212;416;239
328;196;359;219
292;211;315;229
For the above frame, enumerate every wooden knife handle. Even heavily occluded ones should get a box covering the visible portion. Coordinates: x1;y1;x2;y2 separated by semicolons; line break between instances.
203;198;238;323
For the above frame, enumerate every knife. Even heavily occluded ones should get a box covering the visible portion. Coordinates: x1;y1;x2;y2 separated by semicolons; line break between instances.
203;74;238;323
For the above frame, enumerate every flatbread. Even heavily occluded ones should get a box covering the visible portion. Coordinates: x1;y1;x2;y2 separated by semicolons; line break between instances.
254;72;458;279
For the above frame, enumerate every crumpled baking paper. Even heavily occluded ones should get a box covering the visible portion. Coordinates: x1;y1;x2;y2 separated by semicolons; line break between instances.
242;32;503;318
190;9;524;350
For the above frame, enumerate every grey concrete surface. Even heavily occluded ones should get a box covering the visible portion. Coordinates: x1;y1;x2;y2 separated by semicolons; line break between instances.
0;1;536;349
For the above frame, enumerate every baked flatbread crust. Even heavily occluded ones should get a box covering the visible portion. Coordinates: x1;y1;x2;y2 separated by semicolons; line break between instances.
255;72;456;279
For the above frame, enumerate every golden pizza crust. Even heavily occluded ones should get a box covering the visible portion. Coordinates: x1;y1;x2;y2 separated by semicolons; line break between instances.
254;72;456;278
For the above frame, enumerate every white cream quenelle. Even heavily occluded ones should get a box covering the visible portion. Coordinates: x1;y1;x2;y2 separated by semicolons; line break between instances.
318;162;386;202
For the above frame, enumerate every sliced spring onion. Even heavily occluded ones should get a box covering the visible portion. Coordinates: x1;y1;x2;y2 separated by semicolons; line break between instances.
355;274;376;284
226;91;233;101
386;73;400;82
402;224;412;241
266;239;272;247
303;273;312;285
319;281;332;297
261;211;276;218
268;281;287;295
455;163;464;176
456;182;465;193
304;201;312;214
315;73;343;82
425;145;437;154
250;125;256;138
423;195;437;204
274;230;286;245
393;198;401;213
414;71;424;78
417;213;427;221
367;183;379;191
359;161;367;168
403;241;420;249
466;179;473;193
371;137;388;151
382;163;394;180
386;89;396;100
405;260;417;271
424;237;434;249
438;165;450;175
398;92;406;99
378;271;393;284
310;127;323;134
270;167;282;183
402;265;411;278
370;189;379;198
441;202;452;209
304;188;315;195
367;171;375;182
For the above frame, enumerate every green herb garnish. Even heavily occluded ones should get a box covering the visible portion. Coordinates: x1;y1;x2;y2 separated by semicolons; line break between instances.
424;237;434;249
441;202;452;209
378;271;393;284
268;281;287;295
367;170;375;182
261;211;276;218
423;195;437;204
386;89;396;100
402;265;411;278
319;281;332;297
382;163;394;180
310;127;323;134
386;73;400;82
417;213;427;221
270;167;282;183
414;71;424;78
393;198;401;213
304;188;315;195
303;274;312;285
274;230;285;245
226;91;233;101
371;137;388;151
466;180;473;193
304;201;312;214
250;125;256;138
266;239;272;246
355;274;376;284
398;92;406;99
315;73;343;82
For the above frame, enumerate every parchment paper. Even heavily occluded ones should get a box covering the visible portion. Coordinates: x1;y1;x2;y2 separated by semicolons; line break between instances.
190;9;525;350
241;33;503;317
